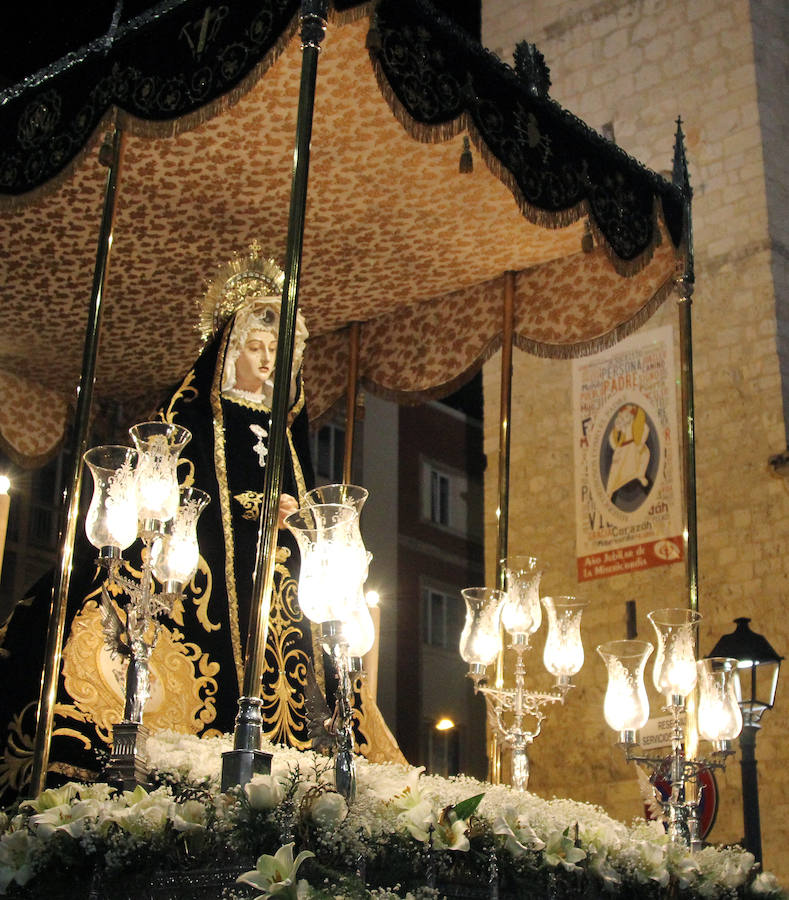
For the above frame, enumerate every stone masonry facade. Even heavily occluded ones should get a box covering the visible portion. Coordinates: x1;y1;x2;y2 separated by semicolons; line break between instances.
480;0;789;881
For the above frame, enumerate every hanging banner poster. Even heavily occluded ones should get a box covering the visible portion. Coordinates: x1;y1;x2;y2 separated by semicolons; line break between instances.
572;325;684;582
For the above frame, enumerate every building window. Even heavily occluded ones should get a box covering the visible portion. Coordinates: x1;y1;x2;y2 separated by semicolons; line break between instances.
422;586;463;649
421;459;473;535
429;469;450;526
312;423;345;484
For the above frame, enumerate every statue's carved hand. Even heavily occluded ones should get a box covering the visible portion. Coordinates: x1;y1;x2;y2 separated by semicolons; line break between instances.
278;494;298;529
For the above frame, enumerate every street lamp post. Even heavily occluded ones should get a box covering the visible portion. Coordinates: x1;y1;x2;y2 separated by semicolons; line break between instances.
708;618;782;864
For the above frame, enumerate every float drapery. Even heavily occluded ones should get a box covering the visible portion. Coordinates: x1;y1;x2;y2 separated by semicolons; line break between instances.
0;0;685;464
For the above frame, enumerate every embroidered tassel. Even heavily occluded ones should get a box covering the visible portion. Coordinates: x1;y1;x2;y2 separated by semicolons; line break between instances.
459;135;473;173
581;219;594;253
365;26;381;52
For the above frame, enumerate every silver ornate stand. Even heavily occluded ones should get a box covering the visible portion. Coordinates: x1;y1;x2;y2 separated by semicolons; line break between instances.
99;545;180;790
619;697;731;849
472;637;569;791
322;620;356;802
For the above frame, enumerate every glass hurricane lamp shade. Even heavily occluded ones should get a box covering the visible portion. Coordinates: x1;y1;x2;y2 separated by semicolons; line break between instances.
84;446;139;559
541;595;588;686
708;617;783;728
286;503;363;625
647;607;702;704
150;487;210;593
501;555;543;642
344;589;376;668
597;640;653;744
304;483;370;581
129;422;192;529
697;657;743;752
305;483;368;513
459;587;507;679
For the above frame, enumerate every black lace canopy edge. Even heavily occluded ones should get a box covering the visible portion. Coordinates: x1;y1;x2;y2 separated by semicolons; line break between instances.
0;0;686;270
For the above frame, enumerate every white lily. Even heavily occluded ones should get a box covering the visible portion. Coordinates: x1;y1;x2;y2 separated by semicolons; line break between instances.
492;806;545;857
390;767;427;811
20;783;79;814
29;798;101;839
400;806;470;852
170;799;208;833
0;829;39;892
542;829;586;872
237;842;314;899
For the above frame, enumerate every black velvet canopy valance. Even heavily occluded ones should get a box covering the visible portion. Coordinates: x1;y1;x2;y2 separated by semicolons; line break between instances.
0;0;682;262
0;0;686;464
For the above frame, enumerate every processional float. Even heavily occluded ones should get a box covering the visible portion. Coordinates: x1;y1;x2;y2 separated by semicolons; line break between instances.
0;0;694;813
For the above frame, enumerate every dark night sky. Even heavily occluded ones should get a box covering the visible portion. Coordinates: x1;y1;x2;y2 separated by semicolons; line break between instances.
0;1;481;89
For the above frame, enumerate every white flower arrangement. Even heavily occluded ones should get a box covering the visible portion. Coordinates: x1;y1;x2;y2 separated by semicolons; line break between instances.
0;730;783;899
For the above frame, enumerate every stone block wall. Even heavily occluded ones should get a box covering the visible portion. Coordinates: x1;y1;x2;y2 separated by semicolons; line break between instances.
481;0;789;881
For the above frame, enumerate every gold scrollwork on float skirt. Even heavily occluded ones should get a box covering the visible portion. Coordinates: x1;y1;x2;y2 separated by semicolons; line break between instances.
0;701;95;800
185;554;219;633
0;701;37;798
168;555;215;633
260;555;310;750
60;600;220;745
233;490;264;521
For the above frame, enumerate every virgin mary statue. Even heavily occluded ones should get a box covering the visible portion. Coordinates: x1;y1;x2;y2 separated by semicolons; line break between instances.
0;245;322;800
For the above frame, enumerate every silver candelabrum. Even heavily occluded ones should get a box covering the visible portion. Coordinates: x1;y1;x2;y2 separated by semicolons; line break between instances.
285;485;375;803
459;558;587;791
84;424;208;790
599;610;743;849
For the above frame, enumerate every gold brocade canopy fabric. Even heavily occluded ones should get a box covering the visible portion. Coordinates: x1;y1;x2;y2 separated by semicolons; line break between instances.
0;1;685;465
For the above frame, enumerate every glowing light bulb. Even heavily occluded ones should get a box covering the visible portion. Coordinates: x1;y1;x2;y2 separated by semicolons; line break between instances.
83;446;139;555
459;588;506;671
698;657;743;743
598;640;653;741
501;556;543;639
542;596;587;680
647;608;701;701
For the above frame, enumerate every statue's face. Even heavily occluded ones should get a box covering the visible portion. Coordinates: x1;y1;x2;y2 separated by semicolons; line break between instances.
234;328;277;392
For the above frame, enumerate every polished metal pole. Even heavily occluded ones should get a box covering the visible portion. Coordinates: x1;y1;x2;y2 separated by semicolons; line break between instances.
673;121;701;797
489;271;515;785
222;0;328;791
673;119;698;615
495;273;516;594
30;126;125;797
342;322;361;483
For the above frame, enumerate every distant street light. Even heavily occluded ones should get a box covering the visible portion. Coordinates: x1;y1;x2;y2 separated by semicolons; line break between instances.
708;618;782;864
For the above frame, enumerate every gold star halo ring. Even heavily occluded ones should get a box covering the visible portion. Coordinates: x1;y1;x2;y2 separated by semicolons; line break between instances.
198;240;287;343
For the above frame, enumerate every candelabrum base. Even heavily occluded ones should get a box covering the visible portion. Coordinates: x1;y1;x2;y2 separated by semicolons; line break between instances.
220;749;273;793
105;722;151;791
221;696;273;791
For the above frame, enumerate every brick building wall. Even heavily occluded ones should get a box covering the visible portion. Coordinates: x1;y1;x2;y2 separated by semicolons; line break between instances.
480;0;789;880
